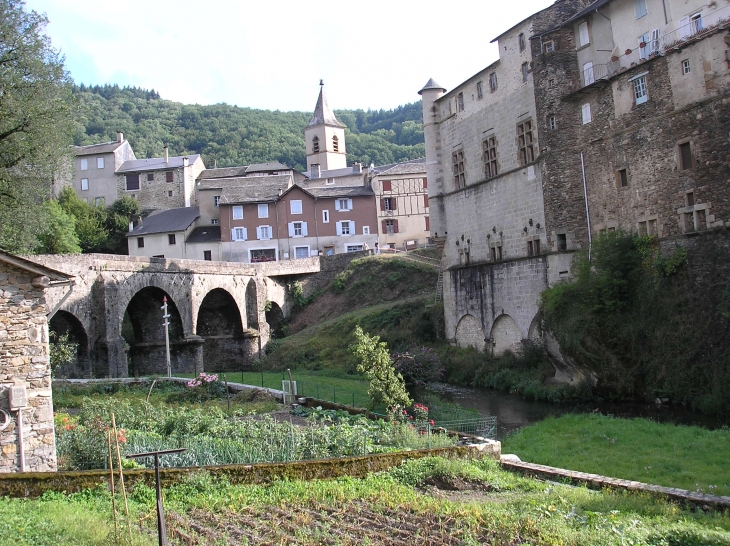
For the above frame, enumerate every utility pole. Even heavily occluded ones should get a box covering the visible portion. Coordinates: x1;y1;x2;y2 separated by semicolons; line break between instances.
161;296;171;377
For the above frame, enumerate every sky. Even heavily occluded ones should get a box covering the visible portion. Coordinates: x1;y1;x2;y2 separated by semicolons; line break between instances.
26;0;555;112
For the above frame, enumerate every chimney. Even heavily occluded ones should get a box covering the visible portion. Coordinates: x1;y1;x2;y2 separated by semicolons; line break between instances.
183;156;189;167
310;163;321;178
278;187;283;197
352;162;362;174
164;146;169;164
128;221;134;233
117;131;123;143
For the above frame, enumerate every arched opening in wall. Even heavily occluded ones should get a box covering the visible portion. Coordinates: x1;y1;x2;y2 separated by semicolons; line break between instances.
49;311;89;378
122;287;184;377
265;301;284;338
197;288;248;372
528;315;542;343
246;279;259;330
490;314;523;356
455;314;486;352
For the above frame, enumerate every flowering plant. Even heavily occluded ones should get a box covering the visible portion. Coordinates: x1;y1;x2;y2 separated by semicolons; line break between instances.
187;372;219;388
174;372;226;402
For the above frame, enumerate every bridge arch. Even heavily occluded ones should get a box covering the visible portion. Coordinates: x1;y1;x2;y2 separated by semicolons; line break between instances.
454;314;486;351
49;310;90;378
491;314;522;356
196;288;252;371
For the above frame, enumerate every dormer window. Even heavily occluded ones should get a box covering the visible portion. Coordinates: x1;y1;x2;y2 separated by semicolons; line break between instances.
312;136;320;153
332;135;339;152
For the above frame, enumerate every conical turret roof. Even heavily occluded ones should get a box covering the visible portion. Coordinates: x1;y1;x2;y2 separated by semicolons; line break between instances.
307;82;345;128
418;78;447;95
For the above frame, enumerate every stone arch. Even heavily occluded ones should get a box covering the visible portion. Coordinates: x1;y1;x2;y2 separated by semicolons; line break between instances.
454;314;486;352
246;279;259;330
196;288;249;371
528;314;542;343
122;286;185;376
49;310;90;378
491;314;522;356
265;301;285;338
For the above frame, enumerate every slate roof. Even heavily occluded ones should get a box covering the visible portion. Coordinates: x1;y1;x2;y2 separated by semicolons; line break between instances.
535;0;611;37
198;166;249;180
219;175;292;204
126;207;200;237
186;226;221;244
307;84;345;128
117;154;201;173
306;186;375;199
307;166;366;180
0;250;74;282
418;78;447;95
246;162;291;173
373;158;426;176
74;141;126;156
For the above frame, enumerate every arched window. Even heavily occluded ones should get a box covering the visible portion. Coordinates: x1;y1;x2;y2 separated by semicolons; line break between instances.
312;136;319;153
332;135;339;152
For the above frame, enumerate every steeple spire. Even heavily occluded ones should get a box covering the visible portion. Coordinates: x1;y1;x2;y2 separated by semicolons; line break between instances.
307;81;345;128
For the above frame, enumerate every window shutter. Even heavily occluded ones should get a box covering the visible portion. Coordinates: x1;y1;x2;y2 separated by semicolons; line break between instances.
336;221;342;236
231;228;236;241
302;222;308;237
347;199;353;210
350;221;356;235
380;199;385;211
243;227;247;241
391;198;396;211
288;223;295;237
393;220;399;233
423;195;429;208
423;178;428;189
256;226;262;239
335;200;341;211
679;16;690;38
425;216;430;231
381;220;387;234
382;180;391;191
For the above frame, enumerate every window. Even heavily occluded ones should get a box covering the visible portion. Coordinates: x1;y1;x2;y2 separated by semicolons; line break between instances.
482;136;498;178
168;191;173;197
293;222;303;236
581;103;592;124
258;204;269;218
634;0;647;19
295;246;309;259
456;93;464;112
168;234;176;245
489;72;498;92
382;180;392;192
335;198;352;211
383;197;396;211
452;150;466;188
166;171;174;183
312;136;319;153
682;59;691;74
339;221;351;235
211;219;219;225
633;75;648;104
491;245;503;261
517;121;535;165
214;195;220;207
80;158;88;170
686;191;695;206
257;225;271;240
322;210;330;223
544;41;554;53
325;178;335;185
232;205;243;220
81;178;89;190
518;32;526;51
521;62;529;82
616;168;629;188
679;142;693;170
204;250;212;261
290;200;303;214
95;197;104;206
583;61;595;85
385;219;395;235
689;12;703;34
250;248;276;262
363;226;370;235
97;157;104;169
125;174;140;191
548;115;557;130
557;233;567;251
476;81;483;99
332;135;339;152
548;78;555;87
346;245;364;252
232;227;247;241
137;237;144;248
527;240;541;256
147;173;154;181
578;22;589;47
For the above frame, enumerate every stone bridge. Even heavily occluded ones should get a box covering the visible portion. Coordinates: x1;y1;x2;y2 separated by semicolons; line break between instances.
30;254;320;378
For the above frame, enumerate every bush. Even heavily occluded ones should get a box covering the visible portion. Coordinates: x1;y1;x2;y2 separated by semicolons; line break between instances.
393;346;444;388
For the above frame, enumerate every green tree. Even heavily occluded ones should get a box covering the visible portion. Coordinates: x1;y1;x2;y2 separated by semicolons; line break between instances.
350;325;412;414
0;0;75;253
36;200;80;254
56;187;108;252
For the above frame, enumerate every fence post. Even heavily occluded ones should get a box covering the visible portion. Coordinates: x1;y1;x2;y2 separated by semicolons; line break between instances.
352;392;355;407
333;388;336;404
316;385;319;399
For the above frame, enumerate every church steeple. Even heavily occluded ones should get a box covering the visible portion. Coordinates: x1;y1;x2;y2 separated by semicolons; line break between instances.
304;81;347;173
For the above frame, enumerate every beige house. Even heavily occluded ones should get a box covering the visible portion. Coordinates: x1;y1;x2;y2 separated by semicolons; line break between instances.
0;251;74;473
71;132;136;206
126;206;201;259
370;158;429;250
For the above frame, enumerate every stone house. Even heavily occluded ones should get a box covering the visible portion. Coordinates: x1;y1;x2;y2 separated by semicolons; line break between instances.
0;251;74;473
369;158;430;251
71;132;136;206
126;206;202;260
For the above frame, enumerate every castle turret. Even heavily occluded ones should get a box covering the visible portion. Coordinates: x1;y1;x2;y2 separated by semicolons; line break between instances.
419;78;447;241
304;81;347;172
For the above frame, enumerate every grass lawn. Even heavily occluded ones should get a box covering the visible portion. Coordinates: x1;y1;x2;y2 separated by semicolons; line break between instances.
502;413;730;496
3;457;730;545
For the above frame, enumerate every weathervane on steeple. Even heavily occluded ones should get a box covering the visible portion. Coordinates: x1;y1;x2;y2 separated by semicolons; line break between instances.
319;79;324;86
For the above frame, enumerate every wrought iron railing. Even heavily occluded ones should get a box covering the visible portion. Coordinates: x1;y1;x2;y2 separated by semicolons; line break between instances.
661;5;730;50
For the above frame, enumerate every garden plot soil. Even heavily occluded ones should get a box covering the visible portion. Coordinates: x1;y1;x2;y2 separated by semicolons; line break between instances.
241;409;310;428
166;499;506;545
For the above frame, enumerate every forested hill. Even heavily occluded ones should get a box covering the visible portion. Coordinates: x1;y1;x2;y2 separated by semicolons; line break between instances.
72;84;425;171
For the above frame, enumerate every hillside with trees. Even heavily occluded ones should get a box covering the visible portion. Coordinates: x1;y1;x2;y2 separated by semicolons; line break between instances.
72;84;425;170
